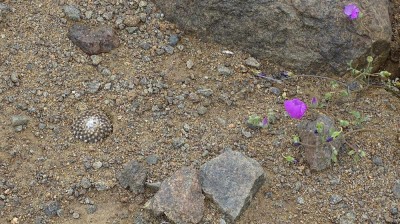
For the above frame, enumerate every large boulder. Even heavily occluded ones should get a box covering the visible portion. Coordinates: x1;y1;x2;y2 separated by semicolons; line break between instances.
153;0;392;76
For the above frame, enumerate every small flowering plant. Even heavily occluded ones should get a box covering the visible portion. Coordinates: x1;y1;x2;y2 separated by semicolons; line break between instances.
246;114;268;129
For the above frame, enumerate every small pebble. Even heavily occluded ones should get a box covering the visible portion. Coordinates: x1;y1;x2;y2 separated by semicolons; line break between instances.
217;65;232;76
92;161;103;169
186;60;194;69
244;57;260;68
297;196;305;205
91;55;102;65
72;212;80;219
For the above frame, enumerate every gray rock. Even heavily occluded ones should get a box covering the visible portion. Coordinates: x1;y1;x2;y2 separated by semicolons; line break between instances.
72;212;80;219
297;114;342;171
244;57;260;68
145;166;204;224
146;154;159;165
339;212;356;224
63;5;80;21
86;81;101;93
43;201;61;217
372;156;383;166
90;55;102;65
86;204;97;214
172;138;185;149
140;42;151;50
11;115;29;127
92;161;102;169
197;88;213;97
164;45;174;54
168;34;179;46
68;24;120;55
200;149;266;221
393;180;400;199
297;196;305;205
153;0;391;76
329;194;343;205
197;105;207;115
80;177;92;189
269;87;281;96
241;129;252;138
186;59;194;69
117;161;147;194
217;65;232;76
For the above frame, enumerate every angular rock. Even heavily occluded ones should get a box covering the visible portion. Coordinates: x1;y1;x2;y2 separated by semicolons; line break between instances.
199;149;266;221
68;24;120;55
117;161;147;194
145;166;204;224
63;5;80;21
11;115;29;127
244;57;260;68
297;114;342;171
153;0;392;76
43;201;61;217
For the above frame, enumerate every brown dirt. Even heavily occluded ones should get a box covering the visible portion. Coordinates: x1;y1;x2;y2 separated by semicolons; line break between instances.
0;1;399;224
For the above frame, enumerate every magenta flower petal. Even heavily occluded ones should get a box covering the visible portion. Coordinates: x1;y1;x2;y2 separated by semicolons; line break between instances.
344;4;360;20
284;98;307;119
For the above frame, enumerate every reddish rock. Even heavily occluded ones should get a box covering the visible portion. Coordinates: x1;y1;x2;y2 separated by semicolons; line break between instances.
146;166;204;224
68;24;120;55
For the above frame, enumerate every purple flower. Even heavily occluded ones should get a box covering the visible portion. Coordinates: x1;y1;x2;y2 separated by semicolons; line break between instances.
326;137;334;142
311;97;318;107
262;117;268;127
284;98;307;119
344;4;360;20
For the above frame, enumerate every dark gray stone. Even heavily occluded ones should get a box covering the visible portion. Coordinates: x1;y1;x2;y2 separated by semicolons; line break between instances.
372;156;383;166
68;24;120;55
117;161;147;194
145;166;204;224
199;149;266;221
43;201;61;217
297;114;343;171
146;154;159;165
153;0;391;76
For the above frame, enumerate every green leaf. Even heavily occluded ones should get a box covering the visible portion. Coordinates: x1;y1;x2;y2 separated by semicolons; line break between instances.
331;131;341;139
339;120;349;127
292;135;300;144
324;92;333;101
359;150;366;157
350;111;361;119
348;150;355;156
283;155;296;163
331;154;337;163
316;122;324;134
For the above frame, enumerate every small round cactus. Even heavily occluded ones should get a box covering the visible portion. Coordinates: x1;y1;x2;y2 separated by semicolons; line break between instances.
72;110;113;143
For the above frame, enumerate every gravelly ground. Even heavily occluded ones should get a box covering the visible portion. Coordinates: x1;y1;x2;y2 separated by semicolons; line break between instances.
0;1;400;224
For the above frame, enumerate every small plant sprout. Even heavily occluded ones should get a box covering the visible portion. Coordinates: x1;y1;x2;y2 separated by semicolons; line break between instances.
327;127;343;142
348;148;366;162
292;135;301;146
283;155;297;163
344;3;360;20
331;146;338;163
324;92;333;102
284;98;307;119
315;122;324;134
246;114;268;129
350;110;368;126
267;109;276;124
347;56;392;87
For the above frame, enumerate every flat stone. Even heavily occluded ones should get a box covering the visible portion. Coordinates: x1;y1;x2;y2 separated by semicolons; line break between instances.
339;212;356;224
68;24;120;55
329;194;343;205
244;57;260;68
11;115;29;127
145;166;204;224
117;160;147;194
217;65;232;76
200;149;266;221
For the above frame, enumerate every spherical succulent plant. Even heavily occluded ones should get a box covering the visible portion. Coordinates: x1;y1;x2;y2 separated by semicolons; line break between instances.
72;110;113;143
